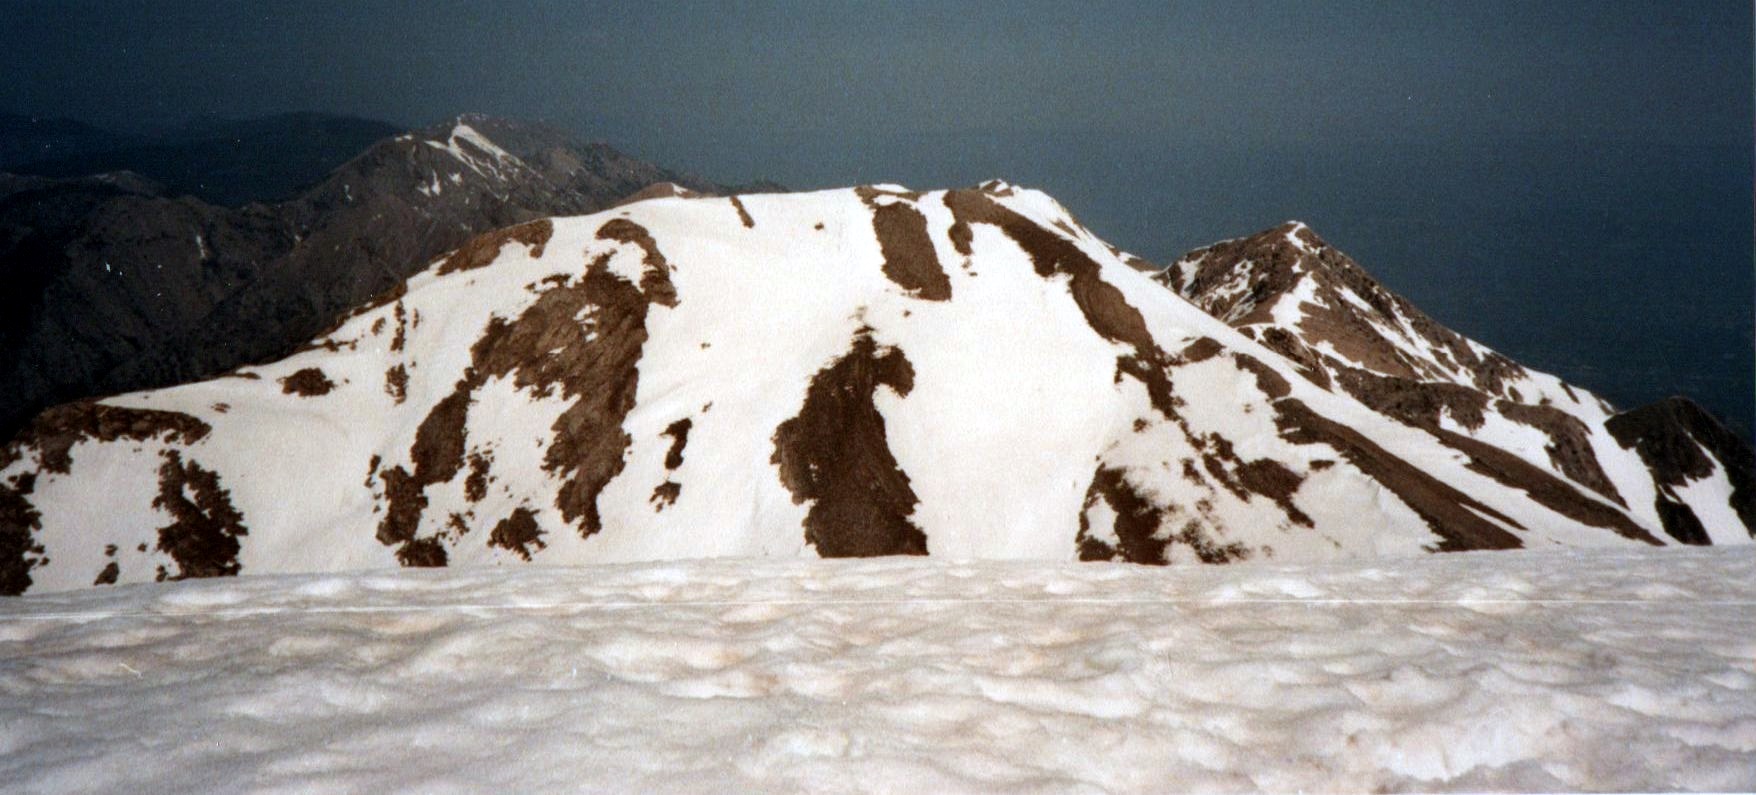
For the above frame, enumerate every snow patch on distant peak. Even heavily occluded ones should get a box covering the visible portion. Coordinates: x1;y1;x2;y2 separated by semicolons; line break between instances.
423;123;522;180
1285;221;1318;253
450;124;513;161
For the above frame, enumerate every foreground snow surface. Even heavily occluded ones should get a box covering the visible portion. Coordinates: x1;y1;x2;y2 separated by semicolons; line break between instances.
3;548;1753;793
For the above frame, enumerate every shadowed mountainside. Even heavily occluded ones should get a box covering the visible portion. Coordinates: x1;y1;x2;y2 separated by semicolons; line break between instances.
0;113;777;440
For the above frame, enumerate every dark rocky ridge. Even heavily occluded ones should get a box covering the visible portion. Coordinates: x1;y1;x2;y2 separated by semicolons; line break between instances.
0;113;134;171
1607;397;1756;543
7;112;402;206
1164;221;1756;544
0;114;776;440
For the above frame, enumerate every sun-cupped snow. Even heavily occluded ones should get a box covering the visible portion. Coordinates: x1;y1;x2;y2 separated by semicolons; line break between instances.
2;547;1752;792
1;183;1749;594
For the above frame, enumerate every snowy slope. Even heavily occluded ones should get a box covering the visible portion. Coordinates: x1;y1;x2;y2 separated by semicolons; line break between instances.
1161;221;1755;549
1;182;1749;594
2;547;1752;792
0;112;756;444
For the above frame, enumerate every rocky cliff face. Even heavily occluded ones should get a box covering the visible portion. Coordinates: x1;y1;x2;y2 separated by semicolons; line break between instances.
3;181;1747;594
0;114;765;439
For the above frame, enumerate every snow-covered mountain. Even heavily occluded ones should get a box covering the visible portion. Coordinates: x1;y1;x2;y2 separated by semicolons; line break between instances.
0;113;771;440
1160;222;1755;549
2;182;1749;594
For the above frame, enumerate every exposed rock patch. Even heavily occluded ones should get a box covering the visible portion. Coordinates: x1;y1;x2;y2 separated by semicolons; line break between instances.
1256;327;1332;390
384;364;409;403
1077;466;1250;564
375;387;470;564
153;450;248;580
479;258;648;536
1429;427;1658;545
1177;337;1224;364
865;198;951;301
1496;400;1623;504
397;538;447;567
729;195;754;228
1231;353;1291;400
1334;366;1488;431
596;218;678;308
1608;397;1756;541
1652;498;1710;545
278;367;335;397
650;481;680;510
649;418;692;511
944;190;1154;354
1296;300;1424;381
375;466;428;564
390;301;409;352
0;473;43;595
772;331;926;557
435;219;554;276
1274;399;1524;551
1235;459;1313;527
4;402;211;474
489;508;546;561
942;188;1188;447
662;418;692;471
381;236;678;557
371;226;679;558
464;451;492;503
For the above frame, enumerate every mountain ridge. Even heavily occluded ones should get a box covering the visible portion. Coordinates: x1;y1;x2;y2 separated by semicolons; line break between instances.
0;113;776;441
2;180;1747;594
1158;220;1744;544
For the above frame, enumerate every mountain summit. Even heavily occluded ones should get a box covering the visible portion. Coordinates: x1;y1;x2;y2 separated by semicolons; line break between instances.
2;181;1748;594
1161;221;1754;547
0;114;770;440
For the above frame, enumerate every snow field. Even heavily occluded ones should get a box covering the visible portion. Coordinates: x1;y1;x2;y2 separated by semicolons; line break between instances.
2;546;1752;793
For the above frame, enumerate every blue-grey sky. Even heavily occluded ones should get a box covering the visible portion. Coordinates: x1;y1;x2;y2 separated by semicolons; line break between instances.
3;0;1753;428
5;2;1748;160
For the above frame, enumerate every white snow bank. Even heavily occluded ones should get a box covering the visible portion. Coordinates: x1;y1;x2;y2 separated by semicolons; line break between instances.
2;547;1752;793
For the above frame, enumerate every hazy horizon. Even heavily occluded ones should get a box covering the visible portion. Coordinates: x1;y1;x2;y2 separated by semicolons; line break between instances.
3;0;1750;432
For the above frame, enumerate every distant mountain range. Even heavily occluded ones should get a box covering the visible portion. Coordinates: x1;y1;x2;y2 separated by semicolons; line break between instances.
0;112;778;439
1;180;1749;594
2;112;403;206
0;113;134;172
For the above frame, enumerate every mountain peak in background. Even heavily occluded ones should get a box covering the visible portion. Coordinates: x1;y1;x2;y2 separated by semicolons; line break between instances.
4;112;401;206
1160;218;1752;546
0;113;133;170
1;182;1748;594
0;112;777;440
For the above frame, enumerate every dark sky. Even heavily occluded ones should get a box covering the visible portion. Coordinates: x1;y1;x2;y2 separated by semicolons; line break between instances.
5;2;1748;165
3;0;1753;427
